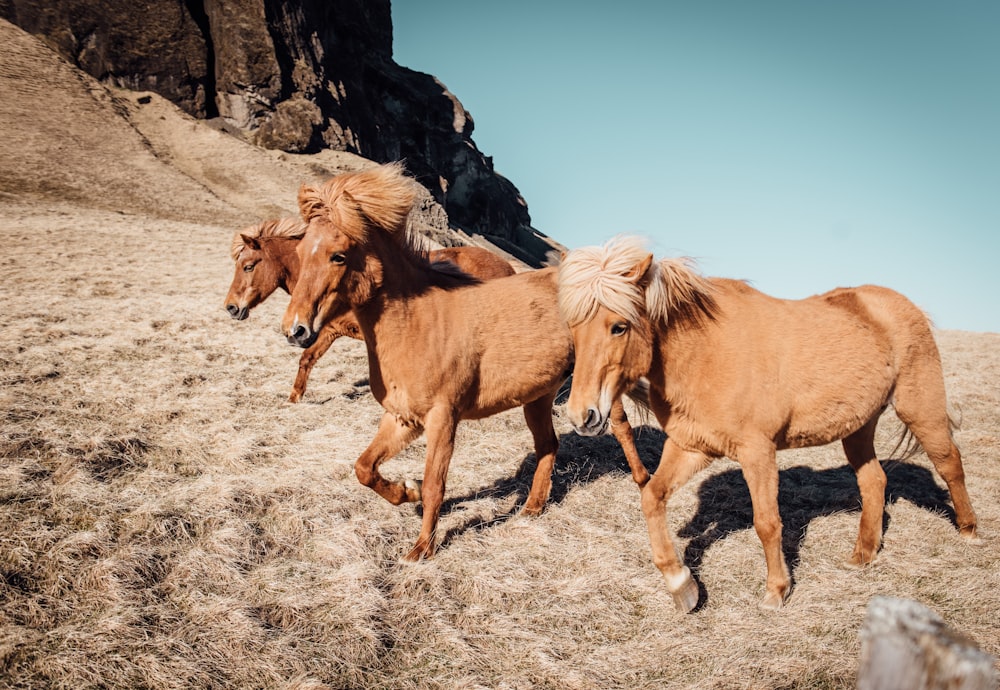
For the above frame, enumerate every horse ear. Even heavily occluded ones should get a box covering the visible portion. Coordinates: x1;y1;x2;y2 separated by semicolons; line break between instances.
626;253;654;283
241;234;261;250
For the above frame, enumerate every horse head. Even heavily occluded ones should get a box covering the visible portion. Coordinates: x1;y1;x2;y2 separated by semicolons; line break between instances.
282;163;416;348
224;218;305;320
558;237;657;436
224;233;278;320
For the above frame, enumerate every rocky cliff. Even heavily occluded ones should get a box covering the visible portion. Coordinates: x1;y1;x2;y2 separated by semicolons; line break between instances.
0;0;559;264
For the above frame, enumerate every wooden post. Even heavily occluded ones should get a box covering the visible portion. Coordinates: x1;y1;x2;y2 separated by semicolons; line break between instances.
857;596;998;690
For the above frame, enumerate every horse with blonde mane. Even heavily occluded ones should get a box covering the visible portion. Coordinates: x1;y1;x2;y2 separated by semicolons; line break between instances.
558;235;978;612
224;216;515;402
281;163;649;561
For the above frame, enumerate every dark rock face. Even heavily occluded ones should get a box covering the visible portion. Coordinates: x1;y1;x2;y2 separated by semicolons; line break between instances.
1;0;557;264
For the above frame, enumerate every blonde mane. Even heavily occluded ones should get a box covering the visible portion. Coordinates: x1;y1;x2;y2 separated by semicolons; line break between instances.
558;235;715;327
297;162;419;247
229;217;307;260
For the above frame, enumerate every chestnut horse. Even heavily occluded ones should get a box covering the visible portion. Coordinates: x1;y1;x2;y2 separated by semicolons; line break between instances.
281;163;649;561
224;217;515;401
558;235;978;612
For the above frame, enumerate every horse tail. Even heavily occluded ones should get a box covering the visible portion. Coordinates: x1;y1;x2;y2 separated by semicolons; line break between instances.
888;425;922;462
887;403;962;461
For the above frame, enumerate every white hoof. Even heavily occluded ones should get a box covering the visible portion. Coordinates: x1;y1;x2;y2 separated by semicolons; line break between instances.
665;566;699;614
404;479;422;502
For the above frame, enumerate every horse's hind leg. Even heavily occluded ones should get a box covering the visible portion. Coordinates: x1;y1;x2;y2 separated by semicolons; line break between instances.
404;405;459;562
842;416;887;566
521;391;560;516
610;397;650;488
897;416;978;538
894;360;978;538
354;412;423;506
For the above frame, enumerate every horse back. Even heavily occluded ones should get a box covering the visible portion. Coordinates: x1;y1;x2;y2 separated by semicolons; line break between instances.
658;280;939;451
431;245;515;281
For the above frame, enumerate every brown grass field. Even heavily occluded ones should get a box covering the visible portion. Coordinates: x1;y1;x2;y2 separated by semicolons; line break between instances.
2;20;999;689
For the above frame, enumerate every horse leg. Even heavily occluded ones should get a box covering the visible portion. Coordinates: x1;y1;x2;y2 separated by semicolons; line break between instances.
738;441;790;610
642;439;711;613
894;365;978;538
897;415;978;539
609;397;649;488
842;416;887;566
354;412;423;505
404;405;459;562
289;323;341;402
521;391;560;516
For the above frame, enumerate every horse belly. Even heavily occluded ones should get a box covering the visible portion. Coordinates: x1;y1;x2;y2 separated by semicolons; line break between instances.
779;360;894;449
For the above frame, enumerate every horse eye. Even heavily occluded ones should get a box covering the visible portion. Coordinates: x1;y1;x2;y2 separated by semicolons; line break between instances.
610;322;629;336
330;252;346;265
243;263;256;273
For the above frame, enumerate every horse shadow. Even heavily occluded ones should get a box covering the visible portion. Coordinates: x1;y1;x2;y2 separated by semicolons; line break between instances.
677;459;955;609
435;427;957;604
435;425;667;551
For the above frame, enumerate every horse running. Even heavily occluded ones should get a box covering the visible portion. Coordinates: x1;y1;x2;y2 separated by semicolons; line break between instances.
224;217;515;401
557;235;978;612
281;163;649;561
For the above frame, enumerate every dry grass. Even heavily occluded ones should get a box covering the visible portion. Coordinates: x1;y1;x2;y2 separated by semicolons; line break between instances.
1;199;998;690
2;20;999;688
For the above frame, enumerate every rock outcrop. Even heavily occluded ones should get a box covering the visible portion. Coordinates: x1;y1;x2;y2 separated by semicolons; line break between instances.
0;0;560;264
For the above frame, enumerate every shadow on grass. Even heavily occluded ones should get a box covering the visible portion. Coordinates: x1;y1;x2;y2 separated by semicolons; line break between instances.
435;425;666;552
435;425;958;608
677;459;955;609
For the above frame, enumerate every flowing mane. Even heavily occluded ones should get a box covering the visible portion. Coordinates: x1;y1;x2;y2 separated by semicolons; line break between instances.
297;162;478;285
229;217;307;259
558;235;716;327
297;162;419;246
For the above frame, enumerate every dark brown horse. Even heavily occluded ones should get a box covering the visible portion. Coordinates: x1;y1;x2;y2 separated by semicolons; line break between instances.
558;235;978;612
225;217;515;401
280;163;650;561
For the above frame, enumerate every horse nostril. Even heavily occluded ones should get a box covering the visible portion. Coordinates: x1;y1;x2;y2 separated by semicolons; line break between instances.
288;324;313;347
226;304;239;317
585;407;600;429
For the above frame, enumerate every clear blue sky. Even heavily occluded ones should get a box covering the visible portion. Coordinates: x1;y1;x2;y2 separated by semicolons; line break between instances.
392;2;999;333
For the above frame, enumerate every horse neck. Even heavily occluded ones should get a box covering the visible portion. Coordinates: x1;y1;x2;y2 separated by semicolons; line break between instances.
350;235;454;335
650;280;727;396
264;237;301;294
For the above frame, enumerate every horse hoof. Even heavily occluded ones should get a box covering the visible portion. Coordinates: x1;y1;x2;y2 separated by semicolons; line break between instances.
847;551;877;569
404;479;422;502
521;502;544;517
288;391;302;403
960;526;981;543
402;543;434;563
666;567;699;614
759;589;788;611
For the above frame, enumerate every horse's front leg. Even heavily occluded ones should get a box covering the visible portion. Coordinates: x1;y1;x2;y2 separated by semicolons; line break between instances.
404;405;458;562
354;412;423;505
521;391;559;516
738;441;790;610
289;316;363;402
609;397;649;488
643;439;711;613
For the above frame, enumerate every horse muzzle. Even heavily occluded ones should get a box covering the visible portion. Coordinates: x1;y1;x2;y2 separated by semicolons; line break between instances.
225;303;249;320
286;323;317;348
571;407;610;437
